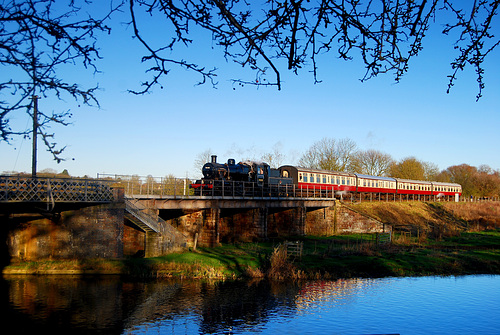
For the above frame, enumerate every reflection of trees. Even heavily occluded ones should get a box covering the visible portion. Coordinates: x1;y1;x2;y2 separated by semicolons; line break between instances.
5;276;124;335
4;276;389;334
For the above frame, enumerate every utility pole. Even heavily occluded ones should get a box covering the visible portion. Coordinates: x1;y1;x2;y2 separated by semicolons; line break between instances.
32;95;39;177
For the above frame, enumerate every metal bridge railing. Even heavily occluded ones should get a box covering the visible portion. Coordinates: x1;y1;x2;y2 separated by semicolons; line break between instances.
0;175;114;203
98;174;338;200
98;174;196;198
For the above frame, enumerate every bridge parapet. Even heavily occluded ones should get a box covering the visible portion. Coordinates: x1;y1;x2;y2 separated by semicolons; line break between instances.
0;175;114;204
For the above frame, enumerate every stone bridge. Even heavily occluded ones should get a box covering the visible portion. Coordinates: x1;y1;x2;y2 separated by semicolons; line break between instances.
127;196;390;257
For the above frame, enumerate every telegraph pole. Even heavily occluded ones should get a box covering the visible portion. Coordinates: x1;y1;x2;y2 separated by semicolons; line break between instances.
32;95;39;177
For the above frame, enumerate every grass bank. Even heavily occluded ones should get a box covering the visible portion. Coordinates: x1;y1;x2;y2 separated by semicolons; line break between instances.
4;202;500;279
4;230;500;280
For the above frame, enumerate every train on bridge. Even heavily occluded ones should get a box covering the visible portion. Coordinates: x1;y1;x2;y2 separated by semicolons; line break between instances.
190;155;462;200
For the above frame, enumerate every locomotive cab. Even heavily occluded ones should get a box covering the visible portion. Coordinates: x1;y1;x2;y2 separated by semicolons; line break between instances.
255;164;268;186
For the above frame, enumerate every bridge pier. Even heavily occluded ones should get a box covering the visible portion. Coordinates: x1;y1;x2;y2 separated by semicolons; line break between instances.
153;201;331;247
151;199;388;248
145;231;161;258
3;190;125;263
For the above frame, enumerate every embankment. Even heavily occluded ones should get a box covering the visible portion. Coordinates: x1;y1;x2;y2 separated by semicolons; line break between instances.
3;202;500;279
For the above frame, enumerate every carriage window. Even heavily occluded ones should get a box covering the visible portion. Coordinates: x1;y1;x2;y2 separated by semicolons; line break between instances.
303;174;307;182
323;175;327;183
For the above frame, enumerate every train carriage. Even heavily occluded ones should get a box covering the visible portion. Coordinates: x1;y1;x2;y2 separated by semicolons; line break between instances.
396;178;433;196
431;181;462;200
280;165;356;197
355;174;397;194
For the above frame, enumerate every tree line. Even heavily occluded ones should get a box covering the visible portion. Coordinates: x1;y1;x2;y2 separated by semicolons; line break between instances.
198;137;499;198
297;137;500;198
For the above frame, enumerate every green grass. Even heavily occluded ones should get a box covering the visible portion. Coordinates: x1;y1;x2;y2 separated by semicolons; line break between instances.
4;231;500;279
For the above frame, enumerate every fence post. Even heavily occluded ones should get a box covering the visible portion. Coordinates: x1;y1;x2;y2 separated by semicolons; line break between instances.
84;179;88;201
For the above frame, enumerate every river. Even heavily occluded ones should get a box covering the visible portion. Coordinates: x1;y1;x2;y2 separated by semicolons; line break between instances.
2;275;499;334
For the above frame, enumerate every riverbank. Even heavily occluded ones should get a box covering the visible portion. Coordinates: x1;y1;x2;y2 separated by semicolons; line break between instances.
3;202;500;279
3;230;500;279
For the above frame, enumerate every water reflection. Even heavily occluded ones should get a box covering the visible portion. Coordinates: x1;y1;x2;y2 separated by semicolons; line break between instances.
2;275;499;334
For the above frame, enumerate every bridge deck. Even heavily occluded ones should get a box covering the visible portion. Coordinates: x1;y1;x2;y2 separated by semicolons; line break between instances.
131;195;337;209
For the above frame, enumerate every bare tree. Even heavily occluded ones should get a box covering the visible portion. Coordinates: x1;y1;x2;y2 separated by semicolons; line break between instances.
423;161;440;181
3;1;499;164
193;148;213;172
0;0;120;161
128;1;499;100
261;142;286;168
351;149;393;176
299;137;357;171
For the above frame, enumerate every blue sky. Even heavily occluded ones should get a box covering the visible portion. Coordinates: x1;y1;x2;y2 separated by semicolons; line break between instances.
1;4;499;179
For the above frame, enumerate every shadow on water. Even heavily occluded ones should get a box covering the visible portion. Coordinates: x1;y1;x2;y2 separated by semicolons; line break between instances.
0;275;302;334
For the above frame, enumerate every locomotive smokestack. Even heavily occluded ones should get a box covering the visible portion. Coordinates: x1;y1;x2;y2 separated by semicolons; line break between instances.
211;155;217;163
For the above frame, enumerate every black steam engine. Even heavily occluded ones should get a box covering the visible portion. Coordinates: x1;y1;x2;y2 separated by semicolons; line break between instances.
191;155;292;195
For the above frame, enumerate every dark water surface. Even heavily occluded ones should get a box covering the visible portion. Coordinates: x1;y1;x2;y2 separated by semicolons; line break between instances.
2;274;499;334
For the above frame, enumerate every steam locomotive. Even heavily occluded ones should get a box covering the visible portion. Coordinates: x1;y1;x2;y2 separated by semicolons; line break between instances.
190;155;292;195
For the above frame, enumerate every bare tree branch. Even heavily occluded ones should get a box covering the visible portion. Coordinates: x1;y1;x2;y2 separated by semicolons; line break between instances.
0;0;120;161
